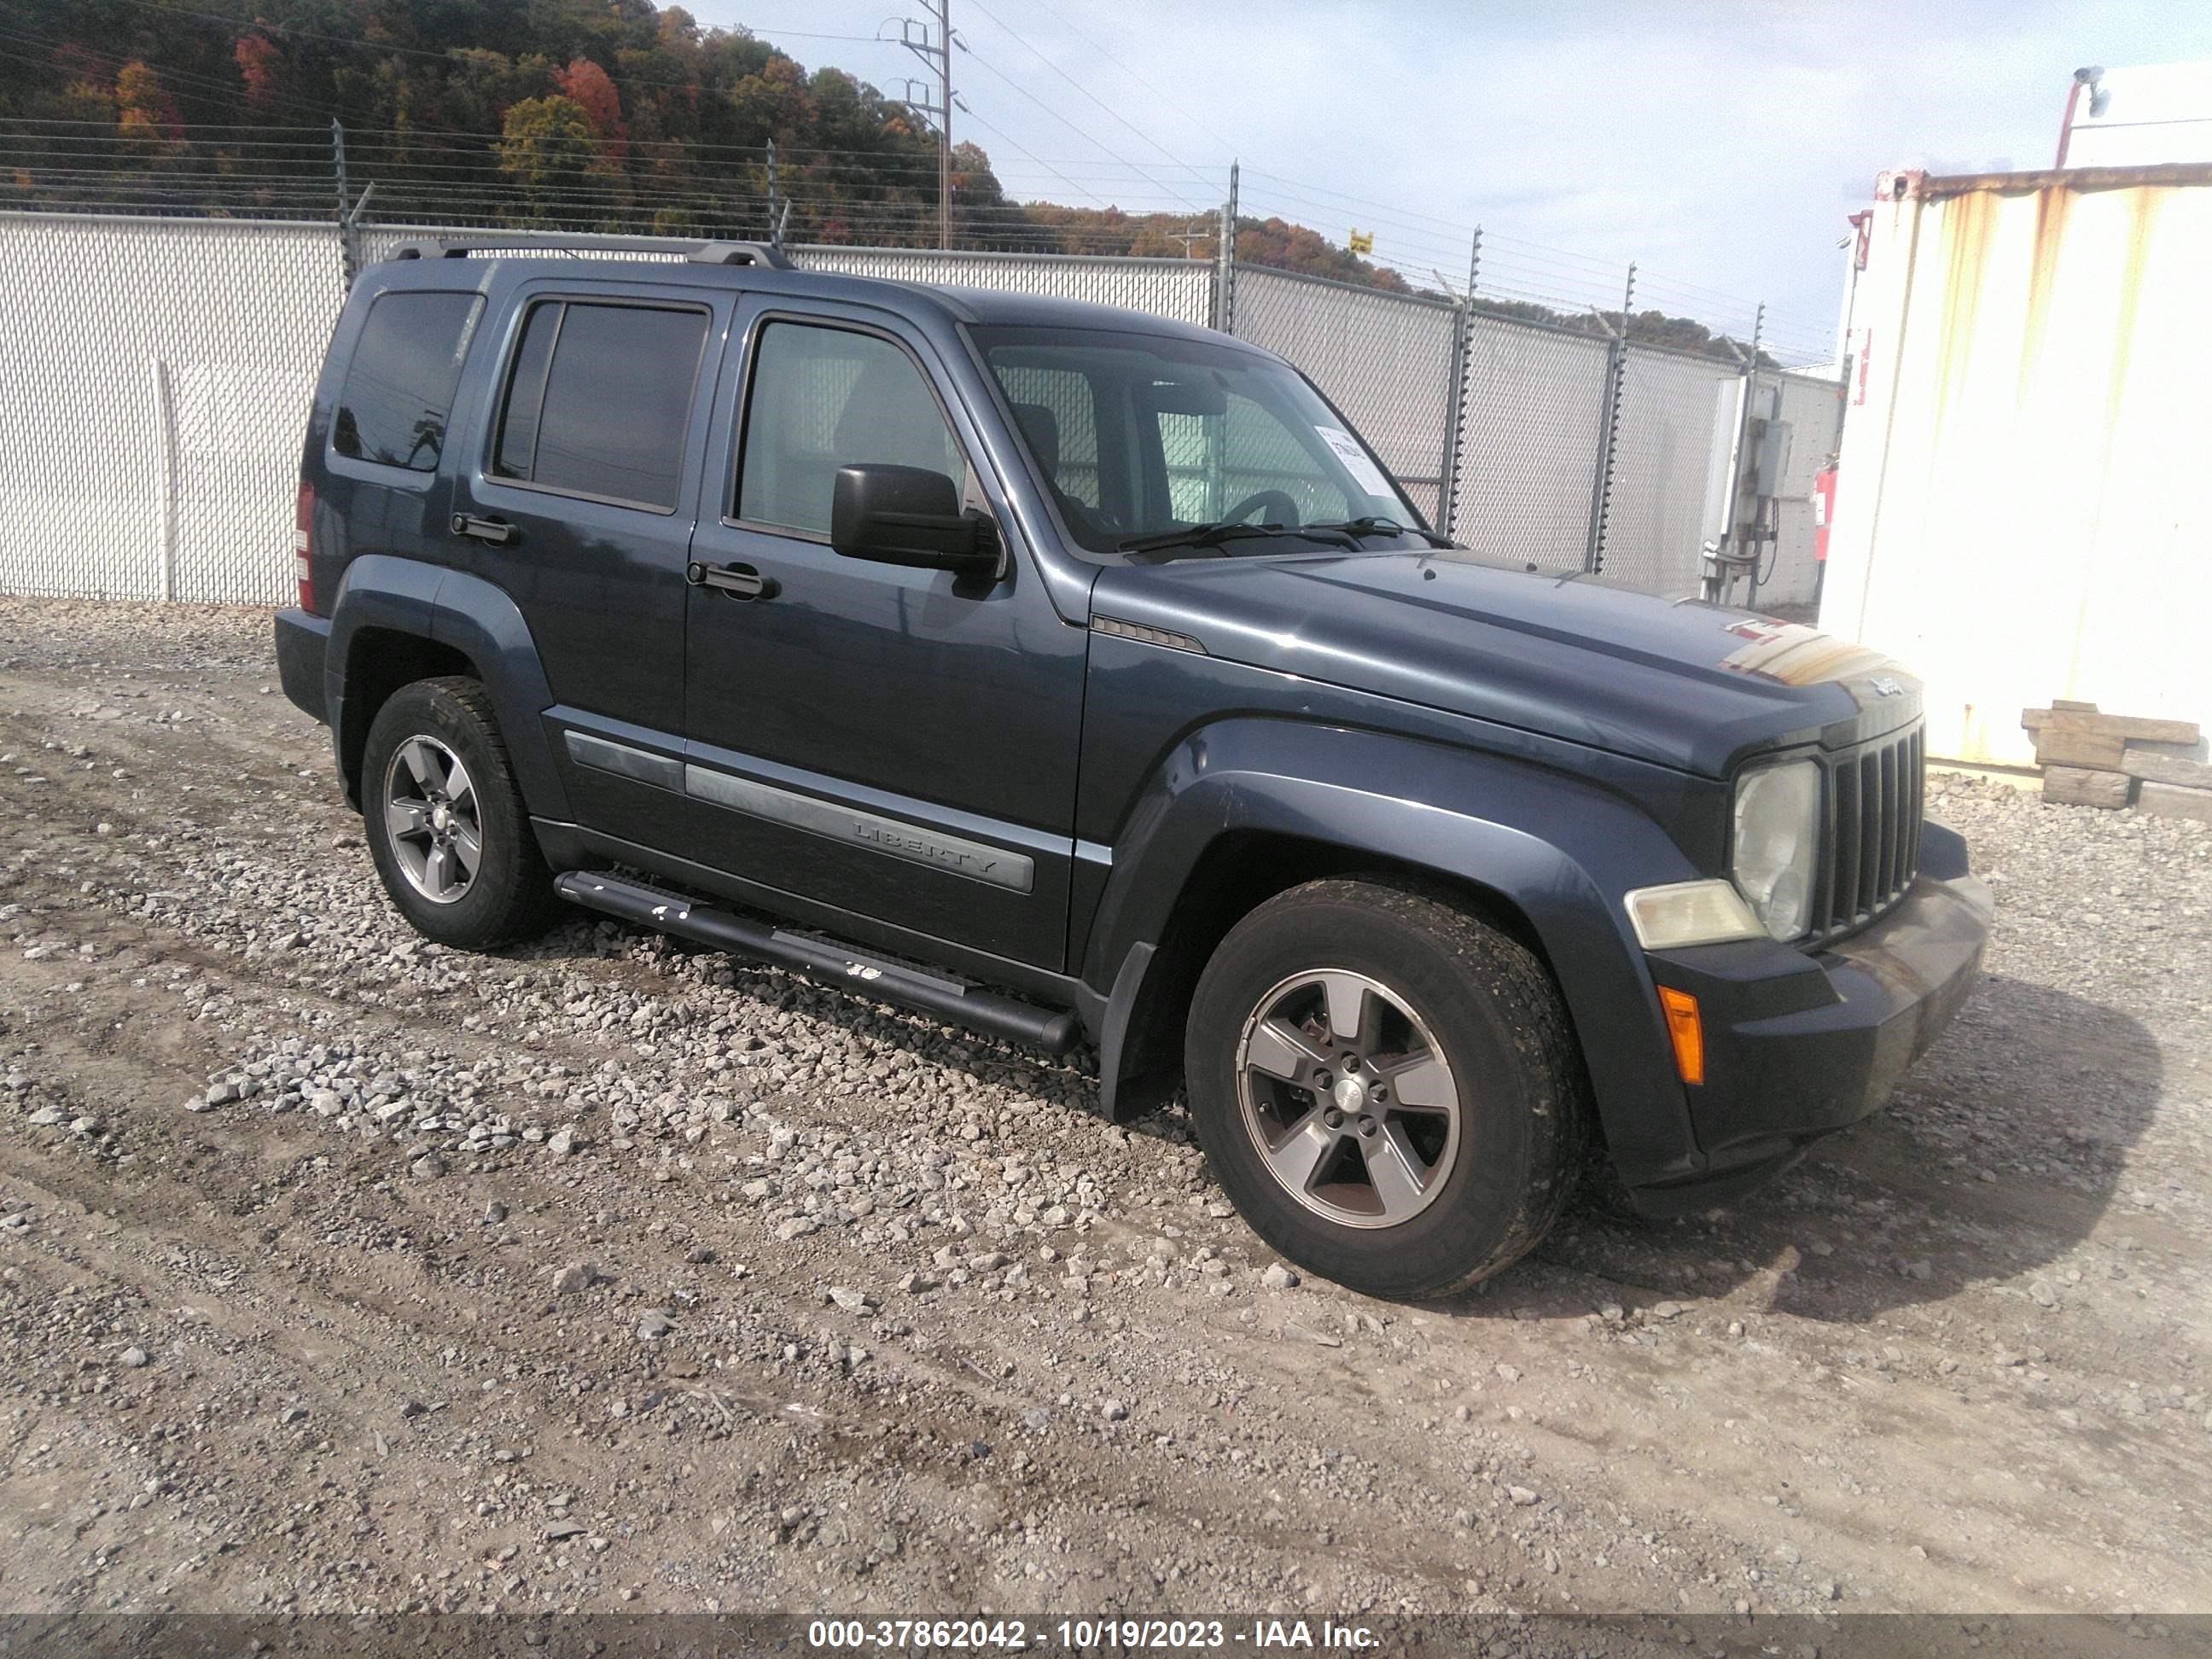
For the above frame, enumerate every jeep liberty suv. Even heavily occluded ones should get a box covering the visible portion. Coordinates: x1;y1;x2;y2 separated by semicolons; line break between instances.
274;236;1991;1300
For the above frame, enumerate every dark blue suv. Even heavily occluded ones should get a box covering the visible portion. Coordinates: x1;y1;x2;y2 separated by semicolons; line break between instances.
274;237;1990;1299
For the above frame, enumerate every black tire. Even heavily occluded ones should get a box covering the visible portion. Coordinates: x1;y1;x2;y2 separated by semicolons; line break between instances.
1185;876;1587;1301
361;677;556;951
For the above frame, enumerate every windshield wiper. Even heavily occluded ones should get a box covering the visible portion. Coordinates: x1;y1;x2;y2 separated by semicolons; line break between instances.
1305;516;1457;549
1117;521;1357;556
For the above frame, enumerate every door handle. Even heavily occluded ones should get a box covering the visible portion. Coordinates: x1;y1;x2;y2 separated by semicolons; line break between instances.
451;514;518;546
686;561;778;601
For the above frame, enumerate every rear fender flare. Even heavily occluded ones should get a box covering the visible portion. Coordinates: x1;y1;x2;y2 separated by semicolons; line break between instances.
326;557;569;823
428;569;570;822
327;555;444;804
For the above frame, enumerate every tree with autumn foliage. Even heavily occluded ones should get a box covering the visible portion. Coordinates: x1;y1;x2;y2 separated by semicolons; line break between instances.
498;94;621;224
114;61;182;148
0;0;1757;352
555;58;626;164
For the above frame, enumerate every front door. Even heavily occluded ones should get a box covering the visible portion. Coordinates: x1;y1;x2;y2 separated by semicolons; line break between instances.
677;300;1085;970
450;279;729;853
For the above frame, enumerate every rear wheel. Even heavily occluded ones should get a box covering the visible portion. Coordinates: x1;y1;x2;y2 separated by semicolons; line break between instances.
362;677;556;951
1185;877;1586;1300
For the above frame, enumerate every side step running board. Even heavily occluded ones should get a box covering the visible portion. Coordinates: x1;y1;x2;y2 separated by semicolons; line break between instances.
554;871;1082;1056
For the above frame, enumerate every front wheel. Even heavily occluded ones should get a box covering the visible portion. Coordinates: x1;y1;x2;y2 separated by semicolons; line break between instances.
362;677;556;951
1185;877;1587;1300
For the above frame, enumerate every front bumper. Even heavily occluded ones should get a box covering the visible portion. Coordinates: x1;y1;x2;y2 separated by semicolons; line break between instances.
1632;855;1992;1215
273;608;331;725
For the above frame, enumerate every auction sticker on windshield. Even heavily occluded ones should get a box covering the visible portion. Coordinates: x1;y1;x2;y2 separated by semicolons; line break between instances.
1314;426;1394;498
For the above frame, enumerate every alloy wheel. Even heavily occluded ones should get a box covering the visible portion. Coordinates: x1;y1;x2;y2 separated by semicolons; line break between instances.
382;735;483;905
1233;969;1463;1229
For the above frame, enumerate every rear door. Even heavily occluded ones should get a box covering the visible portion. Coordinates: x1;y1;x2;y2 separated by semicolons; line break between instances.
447;279;729;853
674;300;1087;970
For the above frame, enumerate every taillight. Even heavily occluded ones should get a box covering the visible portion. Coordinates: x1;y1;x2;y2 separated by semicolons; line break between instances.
294;481;317;613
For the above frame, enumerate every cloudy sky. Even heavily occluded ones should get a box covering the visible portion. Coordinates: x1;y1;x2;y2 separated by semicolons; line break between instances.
693;0;2212;359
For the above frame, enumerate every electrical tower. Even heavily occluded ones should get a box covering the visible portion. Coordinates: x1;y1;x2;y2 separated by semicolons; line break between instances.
894;1;958;250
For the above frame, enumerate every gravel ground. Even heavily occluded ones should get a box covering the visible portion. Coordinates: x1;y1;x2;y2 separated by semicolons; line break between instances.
0;597;2207;1632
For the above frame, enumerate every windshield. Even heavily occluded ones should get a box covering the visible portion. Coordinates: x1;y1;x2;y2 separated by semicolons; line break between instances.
969;325;1425;556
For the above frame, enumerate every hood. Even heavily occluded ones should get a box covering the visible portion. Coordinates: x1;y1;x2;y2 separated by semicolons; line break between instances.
1088;549;1920;778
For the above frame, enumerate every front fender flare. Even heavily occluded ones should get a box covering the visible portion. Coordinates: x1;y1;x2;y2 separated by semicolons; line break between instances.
1083;719;1708;1189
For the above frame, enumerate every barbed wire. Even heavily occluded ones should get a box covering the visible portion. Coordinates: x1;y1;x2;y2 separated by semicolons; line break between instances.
0;116;1835;357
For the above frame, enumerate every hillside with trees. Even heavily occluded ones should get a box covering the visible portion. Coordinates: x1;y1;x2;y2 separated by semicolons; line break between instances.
0;0;1758;358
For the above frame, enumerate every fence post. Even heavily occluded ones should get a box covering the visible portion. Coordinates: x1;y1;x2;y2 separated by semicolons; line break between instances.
1584;261;1635;573
1435;226;1481;538
151;356;178;602
1213;160;1239;335
331;118;358;289
1724;303;1766;605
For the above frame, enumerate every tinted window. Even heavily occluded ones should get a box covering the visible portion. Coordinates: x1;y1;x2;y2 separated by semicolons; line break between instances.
332;292;481;472
736;323;962;535
494;302;707;511
493;301;559;480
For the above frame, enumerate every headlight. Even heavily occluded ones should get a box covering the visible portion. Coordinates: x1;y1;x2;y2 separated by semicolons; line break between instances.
1732;760;1820;940
1623;881;1767;950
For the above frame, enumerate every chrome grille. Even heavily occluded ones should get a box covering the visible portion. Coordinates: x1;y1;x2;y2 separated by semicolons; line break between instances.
1816;723;1924;938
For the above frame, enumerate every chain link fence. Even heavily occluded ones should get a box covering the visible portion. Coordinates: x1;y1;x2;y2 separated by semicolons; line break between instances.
1604;346;1743;597
796;246;1215;328
1231;265;1460;529
1452;314;1614;573
0;212;335;603
1;207;1837;614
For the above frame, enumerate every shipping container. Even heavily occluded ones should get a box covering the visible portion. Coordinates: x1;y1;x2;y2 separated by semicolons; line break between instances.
1818;162;2212;768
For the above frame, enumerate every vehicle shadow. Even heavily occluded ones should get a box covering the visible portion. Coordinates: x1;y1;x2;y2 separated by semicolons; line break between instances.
526;901;2164;1328
515;910;1109;1108
1512;971;2163;1324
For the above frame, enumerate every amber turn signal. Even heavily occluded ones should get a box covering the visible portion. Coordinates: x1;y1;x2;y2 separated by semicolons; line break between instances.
1656;987;1705;1086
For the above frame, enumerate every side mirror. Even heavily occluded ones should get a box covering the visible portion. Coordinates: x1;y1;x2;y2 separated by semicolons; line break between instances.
830;463;1000;577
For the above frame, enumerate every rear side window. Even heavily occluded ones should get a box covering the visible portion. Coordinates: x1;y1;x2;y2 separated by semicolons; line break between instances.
492;300;709;512
332;291;482;473
736;322;963;536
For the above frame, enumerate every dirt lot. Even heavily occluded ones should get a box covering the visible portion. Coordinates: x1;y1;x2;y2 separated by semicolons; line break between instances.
0;597;2207;1633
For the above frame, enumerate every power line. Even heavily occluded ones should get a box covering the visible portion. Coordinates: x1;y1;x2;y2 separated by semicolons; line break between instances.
1017;0;1236;158
4;26;1809;344
952;32;1211;217
953;106;1113;212
961;0;1205;182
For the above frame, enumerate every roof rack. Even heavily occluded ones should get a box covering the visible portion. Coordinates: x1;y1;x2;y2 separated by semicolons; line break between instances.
387;233;794;270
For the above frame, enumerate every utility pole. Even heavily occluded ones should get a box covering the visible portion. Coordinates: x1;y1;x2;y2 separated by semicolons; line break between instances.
897;2;957;249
